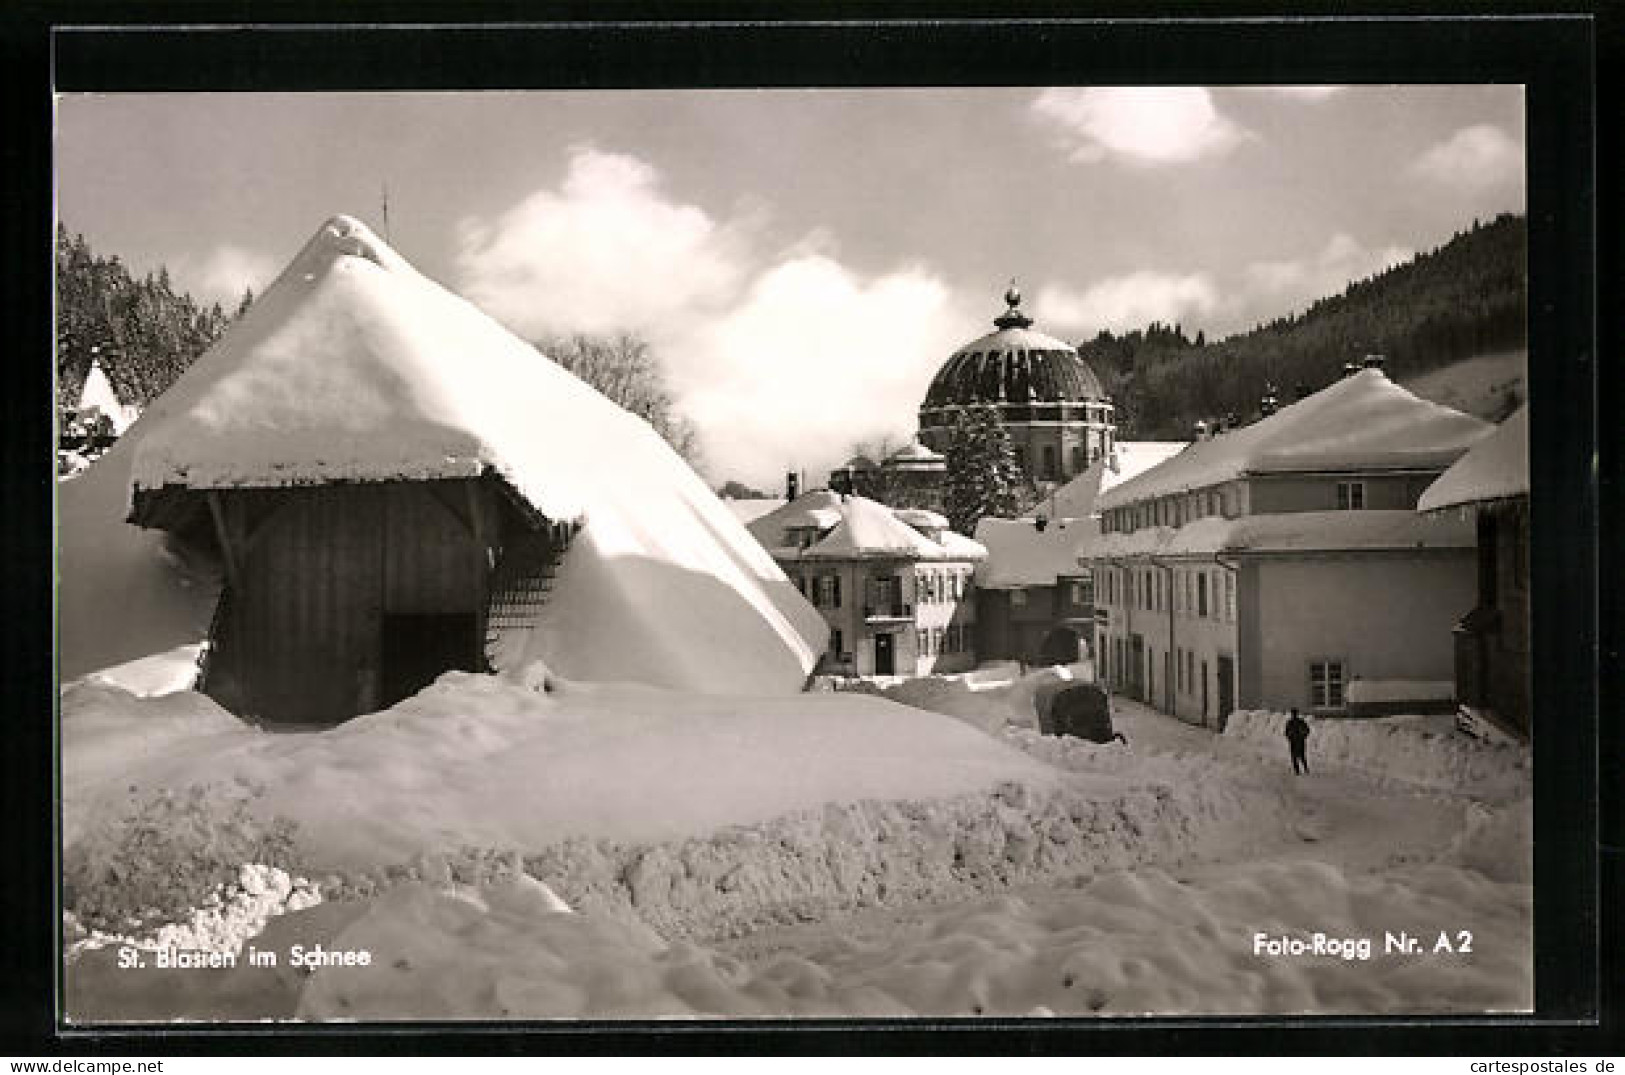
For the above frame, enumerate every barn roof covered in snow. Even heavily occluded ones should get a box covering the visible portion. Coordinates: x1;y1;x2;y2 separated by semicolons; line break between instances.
748;492;985;562
974;517;1092;588
1417;404;1529;512
1095;370;1491;511
75;215;826;695
1083;509;1474;560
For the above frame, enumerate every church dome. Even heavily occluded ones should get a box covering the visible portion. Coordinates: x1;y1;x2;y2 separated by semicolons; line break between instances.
922;286;1106;408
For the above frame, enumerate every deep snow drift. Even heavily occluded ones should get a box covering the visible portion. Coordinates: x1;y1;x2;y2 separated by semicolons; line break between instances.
60;214;825;695
62;665;1531;1021
61;670;1062;870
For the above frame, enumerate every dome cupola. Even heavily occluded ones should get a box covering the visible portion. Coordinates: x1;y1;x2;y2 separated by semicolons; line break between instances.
918;284;1116;484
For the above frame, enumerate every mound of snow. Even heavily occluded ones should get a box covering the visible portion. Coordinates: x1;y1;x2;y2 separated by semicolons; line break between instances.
884;663;1095;733
1223;710;1530;799
62;672;1062;872
68;854;1530;1021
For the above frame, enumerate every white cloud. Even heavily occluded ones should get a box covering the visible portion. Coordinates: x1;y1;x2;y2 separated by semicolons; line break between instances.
1034;271;1221;336
1245;85;1347;101
1030;88;1252;166
1411;124;1524;189
680;257;974;487
453;146;974;489
454;147;748;340
168;245;278;308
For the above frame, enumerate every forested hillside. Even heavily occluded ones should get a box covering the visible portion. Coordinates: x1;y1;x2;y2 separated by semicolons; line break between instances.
1079;213;1526;438
56;225;250;416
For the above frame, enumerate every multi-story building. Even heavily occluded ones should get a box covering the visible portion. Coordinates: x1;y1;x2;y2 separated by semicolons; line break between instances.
748;491;984;677
1084;363;1491;726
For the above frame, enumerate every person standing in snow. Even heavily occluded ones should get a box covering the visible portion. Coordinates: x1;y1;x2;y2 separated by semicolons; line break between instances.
1285;708;1311;774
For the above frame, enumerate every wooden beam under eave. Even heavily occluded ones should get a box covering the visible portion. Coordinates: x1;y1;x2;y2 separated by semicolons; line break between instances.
206;491;239;589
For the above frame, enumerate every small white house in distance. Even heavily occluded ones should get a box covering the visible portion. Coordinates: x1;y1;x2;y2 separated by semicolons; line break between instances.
1084;364;1490;726
75;357;142;435
748;492;985;677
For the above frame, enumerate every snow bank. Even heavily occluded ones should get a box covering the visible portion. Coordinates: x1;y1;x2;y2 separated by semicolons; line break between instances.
64;214;825;696
57;452;223;683
515;770;1247;942
68;854;1531;1020
883;663;1095;734
62;672;1062;871
1347;679;1454;704
1223;710;1530;800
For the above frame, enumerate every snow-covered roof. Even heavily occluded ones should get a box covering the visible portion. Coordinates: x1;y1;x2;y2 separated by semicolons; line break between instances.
72;215;826;696
1095;371;1491;511
720;498;786;525
748;491;982;562
886;441;945;464
893;507;949;530
1083;510;1474;560
76;359;140;434
1039;441;1188;521
974;517;1093;588
1417;405;1529;512
805;497;952;560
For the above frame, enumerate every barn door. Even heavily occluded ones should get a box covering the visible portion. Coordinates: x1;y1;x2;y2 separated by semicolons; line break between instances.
380;612;478;708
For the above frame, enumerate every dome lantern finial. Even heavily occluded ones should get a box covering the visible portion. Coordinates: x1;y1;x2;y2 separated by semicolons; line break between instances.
994;278;1033;330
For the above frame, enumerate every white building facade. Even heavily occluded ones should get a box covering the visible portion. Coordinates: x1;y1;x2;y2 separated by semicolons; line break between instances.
1085;366;1490;725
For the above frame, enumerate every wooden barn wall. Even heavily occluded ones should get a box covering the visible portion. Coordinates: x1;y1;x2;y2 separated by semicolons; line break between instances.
212;481;490;725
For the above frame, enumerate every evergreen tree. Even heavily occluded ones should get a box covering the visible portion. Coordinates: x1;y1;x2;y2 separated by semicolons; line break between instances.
56;225;241;427
943;405;1021;536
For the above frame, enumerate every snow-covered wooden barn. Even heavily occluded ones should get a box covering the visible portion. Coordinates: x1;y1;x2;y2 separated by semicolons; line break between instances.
64;215;825;724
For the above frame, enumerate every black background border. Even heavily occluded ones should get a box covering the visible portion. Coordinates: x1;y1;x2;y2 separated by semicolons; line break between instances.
2;3;1614;1056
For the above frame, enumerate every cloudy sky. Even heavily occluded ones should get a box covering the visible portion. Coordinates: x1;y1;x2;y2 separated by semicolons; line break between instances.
56;86;1524;488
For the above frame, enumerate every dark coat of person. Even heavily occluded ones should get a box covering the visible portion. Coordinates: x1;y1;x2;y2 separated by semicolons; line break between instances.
1285;714;1311;747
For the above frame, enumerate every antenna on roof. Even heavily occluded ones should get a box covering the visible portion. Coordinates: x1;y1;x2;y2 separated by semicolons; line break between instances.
381;183;391;241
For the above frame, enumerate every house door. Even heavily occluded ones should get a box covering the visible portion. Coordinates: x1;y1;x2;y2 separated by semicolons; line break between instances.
874;633;894;675
1130;634;1145;701
1217;655;1235;729
380;612;479;709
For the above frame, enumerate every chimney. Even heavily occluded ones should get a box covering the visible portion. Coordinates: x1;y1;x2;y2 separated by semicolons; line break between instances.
1362;353;1386;371
1295;383;1313;400
1193;419;1210;441
1342;361;1361;378
786;471;800;501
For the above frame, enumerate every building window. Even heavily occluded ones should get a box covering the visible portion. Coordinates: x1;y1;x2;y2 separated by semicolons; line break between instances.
1042;445;1058;480
1197;573;1208;618
831;628;843;657
1336;480;1366;510
1011;588;1028;608
1310;660;1346;708
1186;650;1194;695
819;575;841;609
1224;571;1236;623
